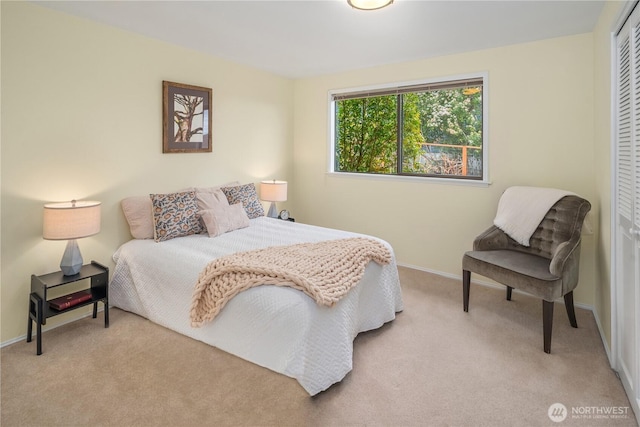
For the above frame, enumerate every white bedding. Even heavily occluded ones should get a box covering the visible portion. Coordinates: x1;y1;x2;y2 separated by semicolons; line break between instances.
110;217;404;395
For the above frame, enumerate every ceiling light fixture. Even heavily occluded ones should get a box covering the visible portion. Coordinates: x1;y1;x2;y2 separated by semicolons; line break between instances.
348;0;394;11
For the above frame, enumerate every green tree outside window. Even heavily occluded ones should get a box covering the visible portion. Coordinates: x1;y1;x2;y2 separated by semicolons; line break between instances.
334;78;484;179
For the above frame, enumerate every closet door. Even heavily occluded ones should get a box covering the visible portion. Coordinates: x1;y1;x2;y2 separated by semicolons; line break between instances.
615;4;640;422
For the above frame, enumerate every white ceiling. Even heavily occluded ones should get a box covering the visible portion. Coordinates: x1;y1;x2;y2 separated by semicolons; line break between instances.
36;0;605;79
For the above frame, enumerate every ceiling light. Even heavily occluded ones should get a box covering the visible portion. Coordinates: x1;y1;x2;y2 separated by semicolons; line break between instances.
348;0;394;11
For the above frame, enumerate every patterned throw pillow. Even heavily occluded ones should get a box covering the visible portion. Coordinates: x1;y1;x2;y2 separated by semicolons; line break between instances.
150;191;203;242
221;183;265;219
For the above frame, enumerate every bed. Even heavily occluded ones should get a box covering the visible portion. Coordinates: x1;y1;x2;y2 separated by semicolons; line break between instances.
110;192;403;396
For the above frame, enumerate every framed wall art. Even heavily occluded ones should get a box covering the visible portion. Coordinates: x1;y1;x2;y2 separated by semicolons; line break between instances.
162;81;212;153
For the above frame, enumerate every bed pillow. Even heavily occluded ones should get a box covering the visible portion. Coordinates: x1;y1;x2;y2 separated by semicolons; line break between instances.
121;196;154;239
195;188;230;211
194;188;230;232
199;203;250;237
221;183;265;219
193;180;240;194
181;181;240;196
150;191;203;242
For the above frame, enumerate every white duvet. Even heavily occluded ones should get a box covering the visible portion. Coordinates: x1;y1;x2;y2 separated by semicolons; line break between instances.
110;217;404;395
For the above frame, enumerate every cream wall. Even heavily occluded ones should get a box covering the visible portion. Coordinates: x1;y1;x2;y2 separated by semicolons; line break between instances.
293;34;598;306
592;1;628;351
0;2;294;342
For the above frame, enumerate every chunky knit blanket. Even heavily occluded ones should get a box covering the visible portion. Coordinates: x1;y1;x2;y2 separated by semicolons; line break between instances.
190;237;391;327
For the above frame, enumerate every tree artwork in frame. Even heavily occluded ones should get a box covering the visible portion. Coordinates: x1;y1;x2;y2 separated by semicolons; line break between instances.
163;81;212;153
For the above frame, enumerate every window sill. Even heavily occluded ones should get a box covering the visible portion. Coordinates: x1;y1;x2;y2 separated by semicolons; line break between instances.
325;171;491;187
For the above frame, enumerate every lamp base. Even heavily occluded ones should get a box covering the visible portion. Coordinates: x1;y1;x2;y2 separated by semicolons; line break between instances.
60;239;83;276
267;202;278;218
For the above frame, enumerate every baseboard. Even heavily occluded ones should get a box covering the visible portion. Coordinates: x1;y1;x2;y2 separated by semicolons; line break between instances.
398;262;598;306
1;306;106;349
590;303;613;366
398;262;527;294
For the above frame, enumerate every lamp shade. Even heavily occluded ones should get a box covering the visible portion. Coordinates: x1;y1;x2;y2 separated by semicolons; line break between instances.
260;180;288;202
347;0;393;10
43;200;101;240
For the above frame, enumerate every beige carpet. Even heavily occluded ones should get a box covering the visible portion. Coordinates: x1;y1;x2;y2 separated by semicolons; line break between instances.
1;267;636;427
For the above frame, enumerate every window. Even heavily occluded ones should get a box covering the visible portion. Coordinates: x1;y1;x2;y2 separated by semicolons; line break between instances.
330;74;487;181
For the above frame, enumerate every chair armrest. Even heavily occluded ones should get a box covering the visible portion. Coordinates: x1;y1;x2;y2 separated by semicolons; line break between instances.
549;239;580;277
472;225;510;251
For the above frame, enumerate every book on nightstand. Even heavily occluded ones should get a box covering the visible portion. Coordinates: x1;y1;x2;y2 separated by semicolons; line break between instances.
49;290;92;311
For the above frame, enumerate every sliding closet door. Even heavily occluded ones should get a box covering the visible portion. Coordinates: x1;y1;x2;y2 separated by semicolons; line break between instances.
615;3;640;422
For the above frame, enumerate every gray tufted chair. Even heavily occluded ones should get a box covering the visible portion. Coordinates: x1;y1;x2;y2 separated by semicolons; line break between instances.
462;195;591;353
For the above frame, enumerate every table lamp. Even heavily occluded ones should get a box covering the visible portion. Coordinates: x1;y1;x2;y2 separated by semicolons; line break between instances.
43;200;101;276
260;180;287;218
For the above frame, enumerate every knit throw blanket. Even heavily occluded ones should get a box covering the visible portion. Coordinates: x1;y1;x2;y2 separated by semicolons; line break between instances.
190;237;392;327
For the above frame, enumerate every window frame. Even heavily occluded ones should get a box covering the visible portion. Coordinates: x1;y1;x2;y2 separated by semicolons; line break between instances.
328;72;490;185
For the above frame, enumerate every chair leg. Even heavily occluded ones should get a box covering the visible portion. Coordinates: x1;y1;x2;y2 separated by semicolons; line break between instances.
564;291;578;328
463;270;471;312
506;286;513;301
543;300;554;354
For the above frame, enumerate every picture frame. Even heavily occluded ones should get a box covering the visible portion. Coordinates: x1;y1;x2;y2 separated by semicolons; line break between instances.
162;81;212;153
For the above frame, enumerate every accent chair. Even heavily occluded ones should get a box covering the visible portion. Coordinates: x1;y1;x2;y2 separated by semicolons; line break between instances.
462;195;591;353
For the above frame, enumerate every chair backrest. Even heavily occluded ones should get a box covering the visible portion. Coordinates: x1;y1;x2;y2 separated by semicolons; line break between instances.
505;195;591;259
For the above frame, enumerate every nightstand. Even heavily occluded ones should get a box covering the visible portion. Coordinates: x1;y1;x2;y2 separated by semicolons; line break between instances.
27;260;109;355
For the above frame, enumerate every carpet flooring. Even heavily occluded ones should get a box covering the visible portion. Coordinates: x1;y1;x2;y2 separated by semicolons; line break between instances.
1;267;636;426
